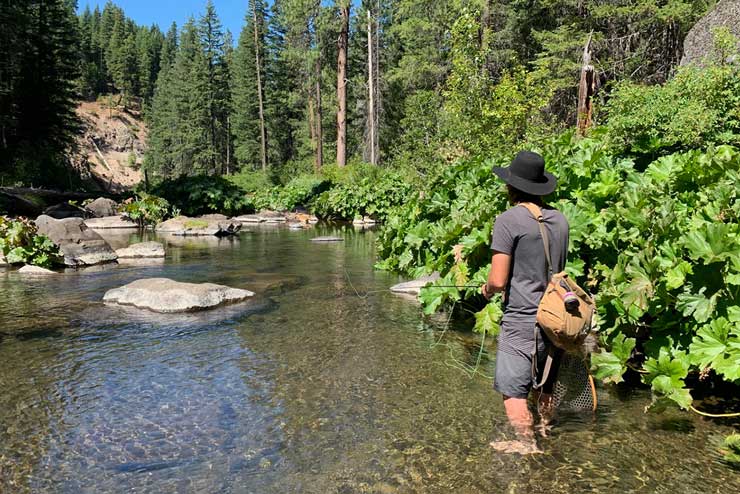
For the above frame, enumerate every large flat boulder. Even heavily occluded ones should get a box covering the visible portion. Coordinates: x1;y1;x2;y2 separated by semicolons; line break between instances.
155;216;242;236
85;197;118;218
35;215;118;266
232;214;265;223
115;241;165;259
103;278;255;313
84;215;138;229
390;272;441;295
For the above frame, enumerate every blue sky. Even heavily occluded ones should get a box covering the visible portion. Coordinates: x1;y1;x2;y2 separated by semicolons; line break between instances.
77;1;250;39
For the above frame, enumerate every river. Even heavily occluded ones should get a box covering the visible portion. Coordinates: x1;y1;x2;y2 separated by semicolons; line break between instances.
0;226;738;493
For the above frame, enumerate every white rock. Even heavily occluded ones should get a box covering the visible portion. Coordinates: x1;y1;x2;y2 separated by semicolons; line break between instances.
18;265;57;275
311;236;344;243
84;216;139;229
115;241;165;259
103;277;255;313
390;272;441;295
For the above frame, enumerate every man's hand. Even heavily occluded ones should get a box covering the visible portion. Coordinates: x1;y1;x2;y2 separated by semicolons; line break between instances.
481;283;493;300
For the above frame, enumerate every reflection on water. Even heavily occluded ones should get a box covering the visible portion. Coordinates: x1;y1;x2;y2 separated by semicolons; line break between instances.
1;226;738;493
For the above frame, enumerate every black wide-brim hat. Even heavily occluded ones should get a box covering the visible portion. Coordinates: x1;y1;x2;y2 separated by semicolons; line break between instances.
492;150;557;196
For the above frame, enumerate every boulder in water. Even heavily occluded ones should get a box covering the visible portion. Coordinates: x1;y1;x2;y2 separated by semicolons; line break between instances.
85;197;119;218
115;241;165;259
103;278;255;313
18;265;56;275
390;272;441;295
232;214;265;223
155;216;242;236
311;236;344;243
84;215;138;229
35;215;118;266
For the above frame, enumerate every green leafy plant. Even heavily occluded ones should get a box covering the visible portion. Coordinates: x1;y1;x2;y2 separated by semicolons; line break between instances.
150;176;253;217
0;217;61;268
120;194;175;226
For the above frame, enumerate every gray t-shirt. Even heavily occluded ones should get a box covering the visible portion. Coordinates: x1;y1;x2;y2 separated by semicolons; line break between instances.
490;204;569;356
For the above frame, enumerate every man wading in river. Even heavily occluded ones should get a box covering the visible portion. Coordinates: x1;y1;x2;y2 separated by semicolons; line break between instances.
481;150;568;455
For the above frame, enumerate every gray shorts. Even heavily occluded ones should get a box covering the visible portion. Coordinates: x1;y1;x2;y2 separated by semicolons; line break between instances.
493;346;558;399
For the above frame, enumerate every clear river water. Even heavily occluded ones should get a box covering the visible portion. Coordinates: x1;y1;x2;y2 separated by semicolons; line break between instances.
0;225;738;493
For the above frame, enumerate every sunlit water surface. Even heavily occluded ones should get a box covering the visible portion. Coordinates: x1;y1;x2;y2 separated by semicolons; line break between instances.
1;226;738;493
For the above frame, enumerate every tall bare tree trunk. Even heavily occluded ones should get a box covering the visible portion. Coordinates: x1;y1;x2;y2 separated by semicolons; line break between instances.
336;3;349;168
577;33;596;136
367;10;376;166
315;53;323;171
253;1;268;171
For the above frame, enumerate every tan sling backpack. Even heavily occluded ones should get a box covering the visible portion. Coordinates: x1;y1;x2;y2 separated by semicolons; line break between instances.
519;203;595;387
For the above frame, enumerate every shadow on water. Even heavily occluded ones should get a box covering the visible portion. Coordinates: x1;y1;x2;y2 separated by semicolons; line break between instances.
0;225;739;493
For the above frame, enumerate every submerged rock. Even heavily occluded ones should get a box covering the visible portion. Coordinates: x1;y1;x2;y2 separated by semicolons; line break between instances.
103;277;255;313
115;241;165;259
18;265;57;275
155;216;242;236
35;215;118;266
84;215;138;229
390;272;441;295
85;197;118;218
311;236;344;243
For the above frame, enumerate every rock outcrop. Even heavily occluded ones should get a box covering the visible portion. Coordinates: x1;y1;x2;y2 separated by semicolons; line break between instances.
84;215;139;229
390;272;441;296
155;216;242;236
35;215;118;266
115;241;165;259
681;0;740;66
103;278;255;313
85;197;118;217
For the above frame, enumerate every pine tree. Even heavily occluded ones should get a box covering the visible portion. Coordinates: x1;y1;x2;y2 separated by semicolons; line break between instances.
1;0;81;183
232;0;269;172
199;0;230;174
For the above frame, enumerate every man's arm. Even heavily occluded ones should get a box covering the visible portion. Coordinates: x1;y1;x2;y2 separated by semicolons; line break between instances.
481;251;511;299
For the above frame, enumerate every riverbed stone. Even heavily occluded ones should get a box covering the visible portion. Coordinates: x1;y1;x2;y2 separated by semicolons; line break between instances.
258;210;287;223
84;215;139;229
155;216;242;236
35;215;118;266
390;272;441;295
232;214;265;223
85;197;118;218
352;216;377;226
311;236;344;242
18;265;56;275
115;241;165;259
103;278;255;313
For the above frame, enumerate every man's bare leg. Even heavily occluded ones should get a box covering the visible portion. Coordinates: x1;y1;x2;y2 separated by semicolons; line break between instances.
489;396;542;454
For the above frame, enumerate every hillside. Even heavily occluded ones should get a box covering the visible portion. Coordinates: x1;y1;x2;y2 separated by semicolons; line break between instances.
72;101;146;192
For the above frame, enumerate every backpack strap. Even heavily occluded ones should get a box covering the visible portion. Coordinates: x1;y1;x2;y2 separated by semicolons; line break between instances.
520;201;557;389
519;202;553;279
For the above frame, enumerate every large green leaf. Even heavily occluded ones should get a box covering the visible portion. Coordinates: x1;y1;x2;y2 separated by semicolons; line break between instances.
683;224;738;264
473;302;502;337
689;318;731;369
676;288;717;322
591;333;636;384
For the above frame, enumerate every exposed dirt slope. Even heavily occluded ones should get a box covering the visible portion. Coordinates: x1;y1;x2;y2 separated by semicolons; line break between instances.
73;101;146;192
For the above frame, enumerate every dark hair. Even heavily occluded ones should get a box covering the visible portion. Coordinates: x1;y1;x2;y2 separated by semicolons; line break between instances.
507;185;542;204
